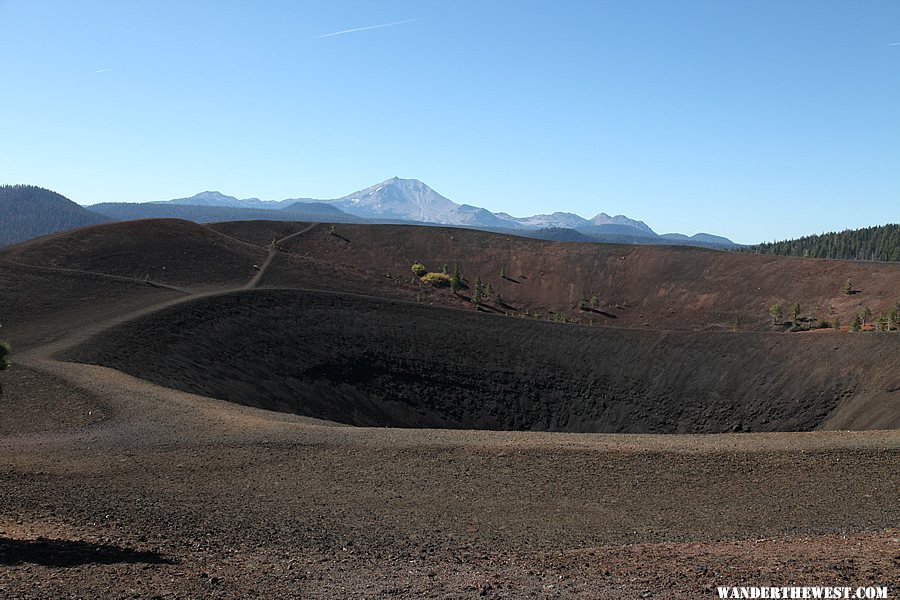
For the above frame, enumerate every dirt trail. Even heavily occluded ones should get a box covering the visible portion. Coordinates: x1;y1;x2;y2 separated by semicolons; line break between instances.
1;220;897;598
0;258;191;294
244;222;317;289
17;223;318;362
4;222;331;449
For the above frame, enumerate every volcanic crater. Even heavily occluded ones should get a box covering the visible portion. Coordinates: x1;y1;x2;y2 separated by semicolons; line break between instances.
62;288;899;433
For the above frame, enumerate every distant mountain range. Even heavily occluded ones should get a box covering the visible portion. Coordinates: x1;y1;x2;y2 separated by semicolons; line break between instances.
1;179;741;249
93;200;364;225
124;176;738;248
153;177;658;233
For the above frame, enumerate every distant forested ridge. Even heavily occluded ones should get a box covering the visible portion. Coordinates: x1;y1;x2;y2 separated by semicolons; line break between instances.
89;201;364;225
744;224;899;262
0;185;108;247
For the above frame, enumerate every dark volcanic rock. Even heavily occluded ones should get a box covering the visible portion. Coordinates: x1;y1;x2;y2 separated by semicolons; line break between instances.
61;289;899;433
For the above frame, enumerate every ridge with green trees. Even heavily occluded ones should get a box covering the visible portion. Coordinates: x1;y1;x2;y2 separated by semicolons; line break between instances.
0;184;109;247
742;224;899;262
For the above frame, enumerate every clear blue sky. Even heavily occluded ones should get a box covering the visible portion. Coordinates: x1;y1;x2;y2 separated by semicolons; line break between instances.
1;0;897;244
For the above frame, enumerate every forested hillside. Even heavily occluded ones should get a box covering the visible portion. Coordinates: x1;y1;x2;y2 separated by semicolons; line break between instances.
745;224;899;262
0;185;108;247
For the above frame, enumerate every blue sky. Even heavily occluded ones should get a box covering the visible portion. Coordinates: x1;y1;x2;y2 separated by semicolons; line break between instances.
0;0;897;244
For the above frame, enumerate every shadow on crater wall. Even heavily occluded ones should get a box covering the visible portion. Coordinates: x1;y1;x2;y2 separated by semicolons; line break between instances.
63;290;900;433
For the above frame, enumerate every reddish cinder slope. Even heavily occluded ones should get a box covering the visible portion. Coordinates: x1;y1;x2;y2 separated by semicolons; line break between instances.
4;219;897;334
207;220;316;247
264;223;900;331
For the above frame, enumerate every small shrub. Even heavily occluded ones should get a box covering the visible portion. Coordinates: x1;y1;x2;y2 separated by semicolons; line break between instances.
769;303;783;327
420;272;451;287
411;262;427;277
577;293;589;311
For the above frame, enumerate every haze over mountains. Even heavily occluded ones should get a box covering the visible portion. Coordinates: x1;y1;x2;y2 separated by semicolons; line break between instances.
157;177;656;231
5;179;894;256
130;176;737;246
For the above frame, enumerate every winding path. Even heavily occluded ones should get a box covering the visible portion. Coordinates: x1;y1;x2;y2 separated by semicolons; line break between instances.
244;222;318;289
2;221;333;449
1;259;192;295
2;218;896;447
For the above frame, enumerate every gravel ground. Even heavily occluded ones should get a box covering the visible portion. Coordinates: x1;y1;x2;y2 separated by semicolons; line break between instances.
1;363;897;598
0;222;897;598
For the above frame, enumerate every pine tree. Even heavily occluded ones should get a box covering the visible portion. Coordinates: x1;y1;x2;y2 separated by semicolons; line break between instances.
889;303;900;330
450;263;462;292
472;275;483;305
741;224;899;262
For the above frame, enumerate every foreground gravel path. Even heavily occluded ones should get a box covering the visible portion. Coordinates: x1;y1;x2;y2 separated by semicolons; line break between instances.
1;362;898;598
0;237;897;597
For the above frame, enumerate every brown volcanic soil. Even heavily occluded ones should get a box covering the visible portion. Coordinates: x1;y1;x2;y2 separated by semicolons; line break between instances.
262;222;900;331
2;218;266;290
0;364;108;436
0;260;183;351
208;219;319;246
1;361;898;598
1;219;898;597
8;218;898;333
63;289;900;433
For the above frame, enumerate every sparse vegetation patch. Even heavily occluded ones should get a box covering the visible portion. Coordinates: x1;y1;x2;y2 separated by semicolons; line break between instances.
421;272;451;287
